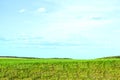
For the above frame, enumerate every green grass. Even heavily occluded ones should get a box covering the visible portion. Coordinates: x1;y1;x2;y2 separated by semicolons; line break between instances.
0;57;120;80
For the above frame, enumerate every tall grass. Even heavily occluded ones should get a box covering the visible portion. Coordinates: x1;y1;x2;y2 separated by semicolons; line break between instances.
0;58;120;80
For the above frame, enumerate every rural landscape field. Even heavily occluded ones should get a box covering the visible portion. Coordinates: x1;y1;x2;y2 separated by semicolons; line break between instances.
0;56;120;80
1;0;120;80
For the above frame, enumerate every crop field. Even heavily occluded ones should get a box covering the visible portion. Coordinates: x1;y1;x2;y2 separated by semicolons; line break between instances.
0;58;120;80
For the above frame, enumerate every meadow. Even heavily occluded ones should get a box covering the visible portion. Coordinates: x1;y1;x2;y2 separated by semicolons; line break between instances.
0;57;120;80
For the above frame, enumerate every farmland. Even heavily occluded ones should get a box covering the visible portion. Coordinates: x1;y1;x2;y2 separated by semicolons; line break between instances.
0;57;120;80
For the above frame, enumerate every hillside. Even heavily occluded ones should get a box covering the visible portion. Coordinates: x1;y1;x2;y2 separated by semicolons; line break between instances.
97;56;120;59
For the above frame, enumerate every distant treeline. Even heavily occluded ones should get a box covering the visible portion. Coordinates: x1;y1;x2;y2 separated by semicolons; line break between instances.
1;55;120;59
0;56;72;59
98;56;120;59
47;58;72;59
0;56;37;59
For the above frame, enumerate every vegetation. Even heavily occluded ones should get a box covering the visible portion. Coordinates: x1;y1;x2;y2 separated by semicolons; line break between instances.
97;55;120;59
0;56;120;80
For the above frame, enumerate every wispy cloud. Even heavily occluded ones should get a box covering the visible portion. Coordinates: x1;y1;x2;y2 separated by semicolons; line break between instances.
91;17;104;20
24;41;83;46
0;37;9;41
0;34;91;47
18;9;26;13
10;0;119;46
37;7;46;13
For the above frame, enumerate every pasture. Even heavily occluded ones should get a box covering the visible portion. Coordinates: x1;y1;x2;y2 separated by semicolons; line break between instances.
0;57;120;80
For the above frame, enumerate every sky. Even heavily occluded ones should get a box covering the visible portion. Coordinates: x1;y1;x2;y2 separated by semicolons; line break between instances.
0;0;120;59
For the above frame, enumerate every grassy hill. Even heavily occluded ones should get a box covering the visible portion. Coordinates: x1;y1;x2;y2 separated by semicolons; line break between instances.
0;56;120;79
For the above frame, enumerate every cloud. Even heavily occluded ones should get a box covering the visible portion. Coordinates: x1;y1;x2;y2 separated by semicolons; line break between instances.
91;17;104;20
18;9;26;13
0;32;90;47
37;7;46;13
39;17;111;43
2;0;119;49
113;29;120;33
0;37;9;41
33;0;115;43
25;41;83;46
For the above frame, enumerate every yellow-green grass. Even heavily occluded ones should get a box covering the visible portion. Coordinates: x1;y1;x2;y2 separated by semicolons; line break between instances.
0;58;120;80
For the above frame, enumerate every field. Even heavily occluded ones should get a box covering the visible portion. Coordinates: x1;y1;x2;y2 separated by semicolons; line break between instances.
0;57;120;80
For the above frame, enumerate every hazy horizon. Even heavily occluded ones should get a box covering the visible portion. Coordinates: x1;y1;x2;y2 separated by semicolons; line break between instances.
0;0;120;59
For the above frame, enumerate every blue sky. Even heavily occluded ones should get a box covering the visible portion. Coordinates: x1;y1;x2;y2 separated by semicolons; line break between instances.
0;0;120;59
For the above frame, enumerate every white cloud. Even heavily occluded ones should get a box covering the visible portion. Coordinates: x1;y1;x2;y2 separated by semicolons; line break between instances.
35;0;115;43
15;0;119;47
67;4;117;12
18;9;26;13
37;7;46;13
39;18;111;43
113;30;120;33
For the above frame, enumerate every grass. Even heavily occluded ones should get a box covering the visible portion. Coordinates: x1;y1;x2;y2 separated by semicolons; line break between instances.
0;56;120;80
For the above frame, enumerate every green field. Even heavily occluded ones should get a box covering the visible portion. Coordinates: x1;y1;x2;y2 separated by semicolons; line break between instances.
0;57;120;80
